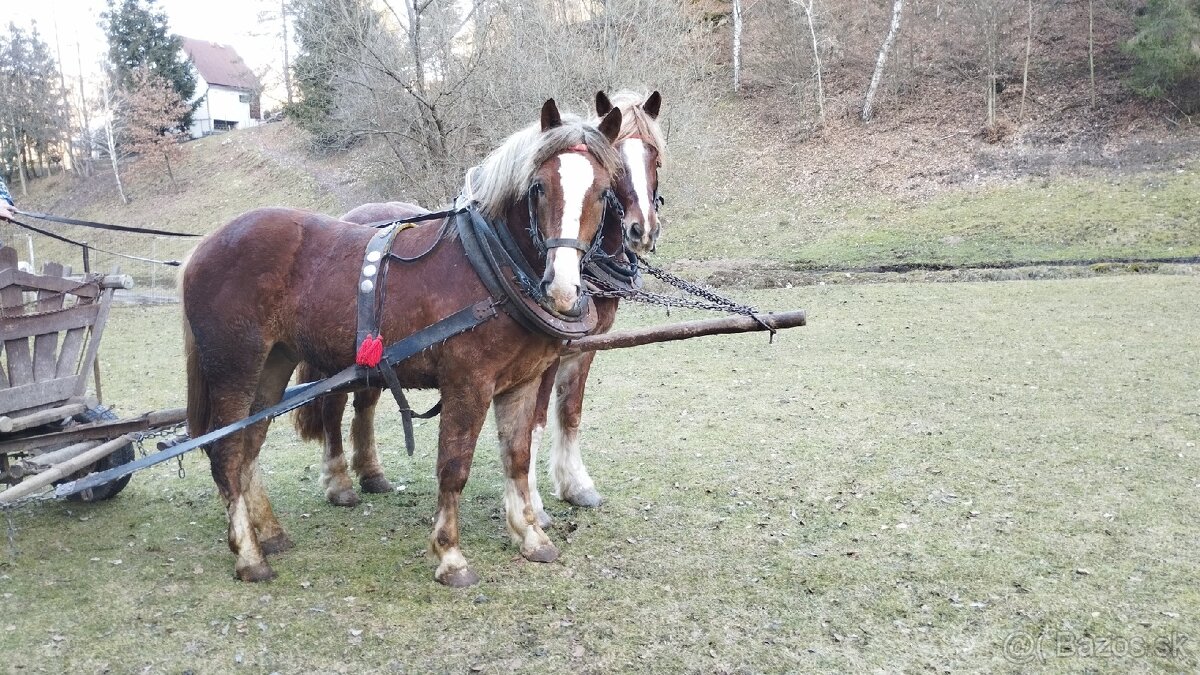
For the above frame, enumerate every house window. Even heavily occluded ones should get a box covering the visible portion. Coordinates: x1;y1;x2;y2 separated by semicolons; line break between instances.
239;93;251;103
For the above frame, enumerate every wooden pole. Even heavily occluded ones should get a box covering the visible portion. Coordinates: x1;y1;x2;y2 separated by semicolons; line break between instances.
0;433;134;504
562;310;806;355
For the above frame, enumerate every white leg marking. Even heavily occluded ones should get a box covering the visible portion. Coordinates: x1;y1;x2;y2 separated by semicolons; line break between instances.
529;424;546;516
229;496;262;568
320;453;353;495
503;477;551;553
431;511;468;575
550;422;595;500
546;153;593;309
435;547;470;580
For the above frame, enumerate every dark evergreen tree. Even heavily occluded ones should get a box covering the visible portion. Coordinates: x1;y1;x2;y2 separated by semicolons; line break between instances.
1124;0;1200;113
286;0;380;147
1;22;74;185
100;0;198;129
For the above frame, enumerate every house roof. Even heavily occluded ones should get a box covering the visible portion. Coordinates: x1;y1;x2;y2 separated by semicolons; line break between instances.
181;38;260;91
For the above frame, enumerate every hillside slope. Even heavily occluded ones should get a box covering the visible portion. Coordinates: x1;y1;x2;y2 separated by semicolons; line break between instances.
4;108;1198;290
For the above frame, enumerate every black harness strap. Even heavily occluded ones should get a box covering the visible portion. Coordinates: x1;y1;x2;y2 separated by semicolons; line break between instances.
13;208;200;237
54;300;498;500
356;221;440;456
356;224;410;347
358;205;467;230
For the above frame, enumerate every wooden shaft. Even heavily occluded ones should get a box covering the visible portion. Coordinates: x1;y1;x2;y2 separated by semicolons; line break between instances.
0;433;134;503
0;402;88;435
0;407;186;457
562;309;806;355
8;441;101;480
28;440;103;469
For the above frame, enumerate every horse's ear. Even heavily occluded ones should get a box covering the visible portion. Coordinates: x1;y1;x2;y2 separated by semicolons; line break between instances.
595;91;613;117
540;99;563;131
643;91;662;120
598;107;622;143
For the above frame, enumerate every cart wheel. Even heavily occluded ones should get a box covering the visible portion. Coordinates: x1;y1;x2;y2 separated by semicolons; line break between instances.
64;407;136;502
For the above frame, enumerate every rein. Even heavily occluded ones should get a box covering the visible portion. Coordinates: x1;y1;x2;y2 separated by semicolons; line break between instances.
12;209;200;237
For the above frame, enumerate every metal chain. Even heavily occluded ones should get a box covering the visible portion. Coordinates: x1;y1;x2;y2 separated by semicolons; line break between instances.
130;423;189;478
636;257;761;315
5;508;18;555
588;256;777;339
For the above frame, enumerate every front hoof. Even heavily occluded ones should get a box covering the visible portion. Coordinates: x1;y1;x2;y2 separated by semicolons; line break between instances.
522;543;559;563
438;567;481;588
326;488;360;507
359;475;393;494
260;534;294;556
235;562;277;582
564;487;603;508
536;510;554;529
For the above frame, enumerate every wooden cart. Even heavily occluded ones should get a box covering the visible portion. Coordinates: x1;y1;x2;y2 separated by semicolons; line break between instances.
0;245;185;503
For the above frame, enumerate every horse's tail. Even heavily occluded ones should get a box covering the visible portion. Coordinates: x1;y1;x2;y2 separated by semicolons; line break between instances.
179;250;212;438
292;362;327;442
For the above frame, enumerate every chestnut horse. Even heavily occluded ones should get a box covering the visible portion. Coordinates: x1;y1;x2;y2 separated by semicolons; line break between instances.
182;100;624;585
294;92;666;523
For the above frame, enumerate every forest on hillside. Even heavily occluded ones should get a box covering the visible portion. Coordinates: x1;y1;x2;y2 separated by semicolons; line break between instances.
1;0;1197;205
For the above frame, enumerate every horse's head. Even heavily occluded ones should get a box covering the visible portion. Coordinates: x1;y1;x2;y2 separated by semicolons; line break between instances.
531;99;623;314
595;90;664;255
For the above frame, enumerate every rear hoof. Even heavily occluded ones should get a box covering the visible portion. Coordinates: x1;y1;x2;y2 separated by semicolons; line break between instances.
260;534;294;556
235;562;276;583
327;488;360;507
536;510;553;528
523;543;559;563
564;487;603;508
359;475;393;494
438;567;481;588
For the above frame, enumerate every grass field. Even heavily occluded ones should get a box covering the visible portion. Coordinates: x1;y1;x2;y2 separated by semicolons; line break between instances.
665;159;1200;269
2;275;1197;672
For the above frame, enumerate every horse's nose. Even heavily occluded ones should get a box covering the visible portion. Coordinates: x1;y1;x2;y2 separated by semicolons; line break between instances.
630;221;645;239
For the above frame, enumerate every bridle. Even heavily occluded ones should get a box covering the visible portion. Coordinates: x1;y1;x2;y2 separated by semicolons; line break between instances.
524;145;619;268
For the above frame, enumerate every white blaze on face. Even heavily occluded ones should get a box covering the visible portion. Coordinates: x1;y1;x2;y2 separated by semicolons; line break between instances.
622;139;652;227
547;152;594;309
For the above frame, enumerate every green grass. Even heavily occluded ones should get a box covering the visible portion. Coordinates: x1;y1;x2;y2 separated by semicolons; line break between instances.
664;162;1200;268
2;276;1198;672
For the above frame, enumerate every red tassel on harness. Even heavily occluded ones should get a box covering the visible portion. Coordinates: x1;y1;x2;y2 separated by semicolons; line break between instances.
568;143;590;154
355;334;384;368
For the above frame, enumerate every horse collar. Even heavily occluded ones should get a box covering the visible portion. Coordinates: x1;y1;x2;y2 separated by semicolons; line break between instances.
455;205;598;341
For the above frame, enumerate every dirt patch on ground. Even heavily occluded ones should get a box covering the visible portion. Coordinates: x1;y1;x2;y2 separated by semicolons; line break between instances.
666;258;1200;289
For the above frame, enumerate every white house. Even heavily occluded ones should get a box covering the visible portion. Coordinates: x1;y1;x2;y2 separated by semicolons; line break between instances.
181;38;261;139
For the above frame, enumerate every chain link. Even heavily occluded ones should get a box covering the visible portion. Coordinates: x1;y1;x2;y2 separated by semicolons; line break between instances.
131;423;189;478
587;256;778;339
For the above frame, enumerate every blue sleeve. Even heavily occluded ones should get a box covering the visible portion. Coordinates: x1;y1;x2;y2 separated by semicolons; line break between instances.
0;175;12;206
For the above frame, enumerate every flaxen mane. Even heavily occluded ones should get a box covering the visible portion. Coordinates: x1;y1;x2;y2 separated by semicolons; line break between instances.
604;90;667;158
469;114;623;220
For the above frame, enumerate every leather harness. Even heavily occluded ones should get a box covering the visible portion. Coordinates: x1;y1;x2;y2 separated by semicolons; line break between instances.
353;189;630;456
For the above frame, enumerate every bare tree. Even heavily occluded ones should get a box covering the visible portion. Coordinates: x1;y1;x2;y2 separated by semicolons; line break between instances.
794;0;825;125
733;0;744;93
1019;0;1031;120
125;66;189;188
1087;0;1096;107
98;77;128;205
862;0;904;122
